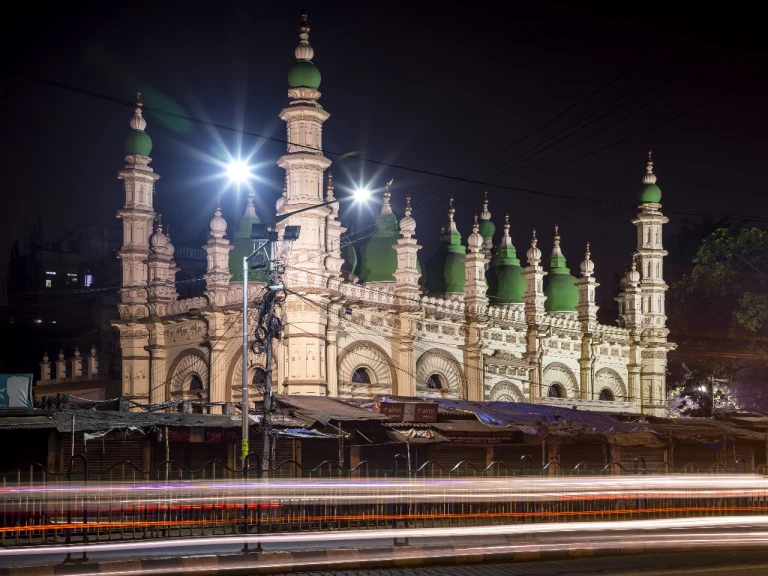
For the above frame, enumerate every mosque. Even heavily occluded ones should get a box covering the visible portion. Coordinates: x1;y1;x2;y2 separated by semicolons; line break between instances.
112;14;674;416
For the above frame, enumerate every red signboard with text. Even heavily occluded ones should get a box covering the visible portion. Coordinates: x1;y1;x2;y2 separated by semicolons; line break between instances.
373;399;437;422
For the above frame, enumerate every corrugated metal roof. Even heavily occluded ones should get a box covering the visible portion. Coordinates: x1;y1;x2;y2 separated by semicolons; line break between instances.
0;416;55;430
52;411;242;433
273;395;388;424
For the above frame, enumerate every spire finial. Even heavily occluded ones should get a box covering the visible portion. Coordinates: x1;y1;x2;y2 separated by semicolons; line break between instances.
585;241;591;258
326;171;335;201
405;193;412;217
384;179;393;202
553;224;560;245
503;213;510;233
295;9;314;61
165;224;171;239
448;195;455;221
643;148;657;185
135;92;143;108
216;196;221;211
580;241;595;277
473;213;479;232
532;228;537;245
480;190;491;220
130;91;147;131
631;254;637;271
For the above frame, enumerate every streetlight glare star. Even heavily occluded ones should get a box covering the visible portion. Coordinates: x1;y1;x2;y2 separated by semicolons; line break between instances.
226;159;253;184
353;187;372;202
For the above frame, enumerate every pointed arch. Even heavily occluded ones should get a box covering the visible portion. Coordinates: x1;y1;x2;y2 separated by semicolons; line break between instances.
416;349;464;399
542;362;578;399
595;368;627;401
489;380;524;402
227;348;275;402
338;341;396;398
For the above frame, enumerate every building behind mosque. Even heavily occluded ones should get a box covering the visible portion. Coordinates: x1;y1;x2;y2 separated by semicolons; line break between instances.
37;14;674;416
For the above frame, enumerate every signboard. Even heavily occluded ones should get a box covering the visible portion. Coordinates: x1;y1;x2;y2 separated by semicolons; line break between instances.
373;400;437;423
0;374;33;409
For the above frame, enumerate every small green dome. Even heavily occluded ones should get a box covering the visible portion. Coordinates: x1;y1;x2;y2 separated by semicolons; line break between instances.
639;183;662;204
126;129;152;156
478;218;496;239
288;61;321;89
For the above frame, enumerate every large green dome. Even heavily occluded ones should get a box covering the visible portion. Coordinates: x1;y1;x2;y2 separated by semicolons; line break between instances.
486;236;524;304
639;183;662;204
424;226;466;295
544;272;579;312
288;61;321;89
358;210;399;282
126;129;152;156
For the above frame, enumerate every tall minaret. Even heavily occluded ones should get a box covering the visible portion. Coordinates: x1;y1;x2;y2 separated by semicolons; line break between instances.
393;194;422;301
203;199;233;306
631;151;670;415
277;13;336;396
276;11;335;288
633;150;668;329
576;243;599;400
116;93;158;321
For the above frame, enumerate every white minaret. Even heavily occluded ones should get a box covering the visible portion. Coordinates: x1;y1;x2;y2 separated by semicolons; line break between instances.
393;194;422;301
203;199;233;306
463;215;489;314
632;151;671;415
633;150;669;330
116;93;158;320
147;215;179;315
276;12;336;289
278;13;337;396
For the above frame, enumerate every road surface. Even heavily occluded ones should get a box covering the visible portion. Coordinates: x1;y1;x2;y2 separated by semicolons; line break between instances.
292;550;768;575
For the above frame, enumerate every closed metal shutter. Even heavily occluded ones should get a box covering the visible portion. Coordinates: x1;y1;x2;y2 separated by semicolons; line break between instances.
493;444;543;472
617;445;668;474
558;441;607;473
299;440;339;477
66;434;145;481
674;442;719;472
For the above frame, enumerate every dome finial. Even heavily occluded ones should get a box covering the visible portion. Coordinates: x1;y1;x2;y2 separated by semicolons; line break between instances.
580;241;595;277
503;213;510;234
379;178;393;216
480;191;492;220
295;9;314;61
405;193;412;216
155;213;163;234
325;171;335;201
243;191;257;219
399;193;416;236
526;228;542;265
135;92;143;108
627;254;641;284
473;213;479;232
209;198;227;239
129;91;147;131
447;195;456;221
643;148;657;185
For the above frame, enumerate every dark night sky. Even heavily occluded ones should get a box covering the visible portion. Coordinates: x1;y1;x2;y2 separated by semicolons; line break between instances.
2;2;766;300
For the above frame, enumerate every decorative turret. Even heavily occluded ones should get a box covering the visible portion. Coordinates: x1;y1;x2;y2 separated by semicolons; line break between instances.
543;225;579;313
523;229;547;325
228;193;267;282
393;194;422;301
576;242;599;332
621;256;644;329
147;214;179;313
478;191;495;263
463;215;488;312
424;196;466;298
486;214;524;305
116;93;159;321
203;198;234;306
358;179;399;283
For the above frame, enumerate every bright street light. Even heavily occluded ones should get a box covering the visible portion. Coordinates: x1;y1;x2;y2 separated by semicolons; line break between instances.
353;187;372;202
226;159;253;183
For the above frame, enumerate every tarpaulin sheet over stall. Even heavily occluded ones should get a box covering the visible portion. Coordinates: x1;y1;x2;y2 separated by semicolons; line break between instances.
429;399;646;435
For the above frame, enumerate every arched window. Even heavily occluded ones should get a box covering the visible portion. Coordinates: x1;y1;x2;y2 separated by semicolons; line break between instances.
252;368;267;386
548;383;566;398
426;374;444;390
352;367;372;384
189;375;204;391
599;388;615;401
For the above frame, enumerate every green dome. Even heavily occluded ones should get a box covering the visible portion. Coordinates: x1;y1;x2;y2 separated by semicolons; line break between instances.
487;242;524;304
228;200;267;282
424;228;466;295
478;218;496;239
357;213;399;283
544;247;578;312
126;129;152;156
639;183;662;204
288;61;321;89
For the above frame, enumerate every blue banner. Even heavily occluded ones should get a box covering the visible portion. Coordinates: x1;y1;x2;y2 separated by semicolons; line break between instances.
0;374;34;409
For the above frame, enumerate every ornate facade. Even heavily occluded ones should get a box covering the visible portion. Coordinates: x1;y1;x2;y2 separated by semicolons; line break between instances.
111;15;674;416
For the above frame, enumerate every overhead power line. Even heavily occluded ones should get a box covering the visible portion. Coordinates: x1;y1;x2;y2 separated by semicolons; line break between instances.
7;70;765;223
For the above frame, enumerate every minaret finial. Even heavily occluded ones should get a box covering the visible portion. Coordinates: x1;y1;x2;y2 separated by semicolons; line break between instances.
580;241;595;277
480;191;491;220
503;213;510;234
295;9;314;61
585;241;591;258
129;91;147;131
532;228;537;245
405;193;412;215
448;196;455;221
165;224;171;239
155;213;163;233
135;92;143;108
643;149;657;185
550;224;564;260
326;172;334;201
473;213;479;232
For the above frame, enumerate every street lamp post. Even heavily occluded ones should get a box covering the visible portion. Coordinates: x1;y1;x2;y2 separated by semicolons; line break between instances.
240;186;374;478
